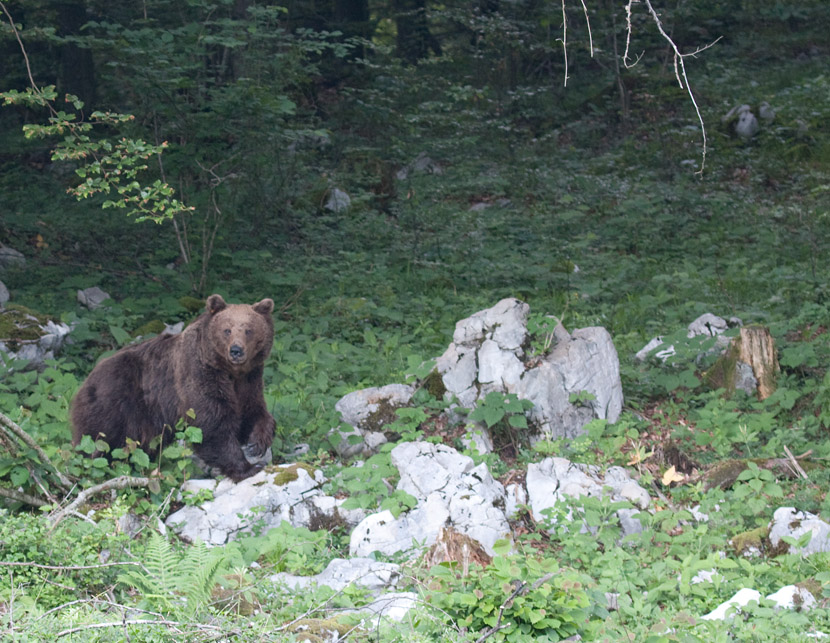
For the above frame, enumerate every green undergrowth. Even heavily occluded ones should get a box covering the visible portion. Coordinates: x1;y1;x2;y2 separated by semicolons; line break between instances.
2;2;830;640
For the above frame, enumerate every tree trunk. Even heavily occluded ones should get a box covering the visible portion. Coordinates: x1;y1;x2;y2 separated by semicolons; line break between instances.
56;0;96;107
394;0;441;64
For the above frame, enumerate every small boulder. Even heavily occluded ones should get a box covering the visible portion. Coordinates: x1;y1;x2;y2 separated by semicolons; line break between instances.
349;442;512;558
77;286;112;310
271;557;400;594
769;507;830;556
0;246;25;270
526;457;650;537
324;188;351;213
332;383;415;458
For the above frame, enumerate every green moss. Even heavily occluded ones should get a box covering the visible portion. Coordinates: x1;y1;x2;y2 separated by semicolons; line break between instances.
364;399;402;432
178;295;204;313
268;462;316;486
132;319;166;337
730;525;770;556
703;339;740;395
703;459;749;491
0;305;52;349
423;368;447;399
287;618;356;641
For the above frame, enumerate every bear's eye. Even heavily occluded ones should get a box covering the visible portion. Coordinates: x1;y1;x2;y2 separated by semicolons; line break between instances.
223;329;231;336
245;329;252;337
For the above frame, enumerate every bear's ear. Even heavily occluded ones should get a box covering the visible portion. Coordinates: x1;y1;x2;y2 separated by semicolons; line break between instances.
206;294;227;315
253;298;274;316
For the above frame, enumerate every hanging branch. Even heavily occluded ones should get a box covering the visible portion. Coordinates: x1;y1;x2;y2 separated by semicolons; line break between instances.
623;0;721;174
559;0;569;87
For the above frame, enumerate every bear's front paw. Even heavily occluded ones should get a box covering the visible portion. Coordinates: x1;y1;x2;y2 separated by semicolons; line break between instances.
242;442;272;467
227;461;265;483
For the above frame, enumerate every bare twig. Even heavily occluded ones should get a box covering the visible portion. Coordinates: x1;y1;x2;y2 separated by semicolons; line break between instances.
0;1;42;105
49;475;151;528
783;445;809;480
0;560;142;571
57;619;225;637
559;0;569;87
578;0;593;56
0;411;73;491
475;573;556;643
623;0;718;174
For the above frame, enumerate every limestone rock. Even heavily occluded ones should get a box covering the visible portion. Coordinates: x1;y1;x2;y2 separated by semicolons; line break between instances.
271;557;400;594
325;188;351;213
701;588;761;621
166;465;365;546
332;383;415;458
769;507;830;556
435;298;622;441
349;442;511;558
516;326;622;438
525;457;650;537
0;246;25;270
77;286;111;310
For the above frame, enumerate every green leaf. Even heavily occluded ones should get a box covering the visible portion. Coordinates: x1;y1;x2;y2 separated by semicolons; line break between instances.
508;414;528;428
109;325;131;346
10;466;29;487
130;449;151;468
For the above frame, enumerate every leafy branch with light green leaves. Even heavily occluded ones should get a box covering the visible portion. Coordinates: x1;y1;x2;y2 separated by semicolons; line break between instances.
0;2;192;224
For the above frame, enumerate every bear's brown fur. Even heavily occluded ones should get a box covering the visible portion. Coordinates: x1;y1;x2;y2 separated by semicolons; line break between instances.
70;294;276;482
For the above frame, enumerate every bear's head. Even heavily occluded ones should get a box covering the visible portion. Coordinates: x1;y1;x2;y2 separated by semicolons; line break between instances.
205;294;275;373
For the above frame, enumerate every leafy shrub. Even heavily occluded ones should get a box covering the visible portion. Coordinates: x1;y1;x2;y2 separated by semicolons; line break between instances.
427;544;593;642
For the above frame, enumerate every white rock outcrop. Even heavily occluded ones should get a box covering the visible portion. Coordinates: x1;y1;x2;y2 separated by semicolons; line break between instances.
166;466;364;546
436;298;622;440
349;442;512;558
525;457;651;537
769;507;830;556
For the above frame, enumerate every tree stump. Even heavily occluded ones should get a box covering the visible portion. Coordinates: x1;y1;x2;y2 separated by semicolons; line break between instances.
705;325;779;400
737;326;779;400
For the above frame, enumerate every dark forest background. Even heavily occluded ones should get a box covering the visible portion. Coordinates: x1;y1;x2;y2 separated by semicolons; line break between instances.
2;1;830;640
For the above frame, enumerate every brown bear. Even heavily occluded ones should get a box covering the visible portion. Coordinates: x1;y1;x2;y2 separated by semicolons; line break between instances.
70;294;276;482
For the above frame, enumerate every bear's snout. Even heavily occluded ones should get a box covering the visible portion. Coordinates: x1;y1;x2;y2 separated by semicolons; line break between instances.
229;344;246;362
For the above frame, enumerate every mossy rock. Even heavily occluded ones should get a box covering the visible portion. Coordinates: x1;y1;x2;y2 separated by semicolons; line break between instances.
0;304;53;349
703;339;740;394
703;459;750;491
132;319;166;337
730;525;770;556
364;399;403;432
286;617;356;642
422;368;447;400
267;462;317;486
178;295;204;313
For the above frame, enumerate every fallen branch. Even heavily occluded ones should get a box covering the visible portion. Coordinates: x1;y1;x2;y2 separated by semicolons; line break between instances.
695;454;815;492
0;560;142;571
0;486;49;507
783;445;809;480
49;475;150;528
57;619;226;638
0;411;73;492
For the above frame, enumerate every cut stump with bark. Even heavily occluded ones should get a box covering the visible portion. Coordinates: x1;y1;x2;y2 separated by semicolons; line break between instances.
705;325;779;400
737;326;779;400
